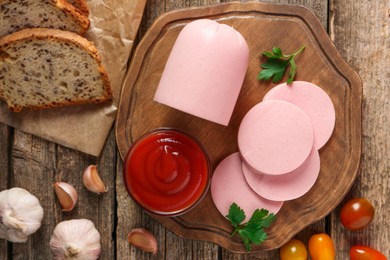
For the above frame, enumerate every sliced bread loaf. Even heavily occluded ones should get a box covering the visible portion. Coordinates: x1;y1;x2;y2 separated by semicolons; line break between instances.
0;28;112;112
0;0;90;37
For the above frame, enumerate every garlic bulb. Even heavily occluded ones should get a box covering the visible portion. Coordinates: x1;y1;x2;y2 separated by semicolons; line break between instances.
50;219;101;260
0;187;44;242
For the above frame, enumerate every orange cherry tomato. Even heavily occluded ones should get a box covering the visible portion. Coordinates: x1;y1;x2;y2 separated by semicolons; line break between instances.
280;239;308;260
340;198;375;231
350;245;387;260
308;233;335;260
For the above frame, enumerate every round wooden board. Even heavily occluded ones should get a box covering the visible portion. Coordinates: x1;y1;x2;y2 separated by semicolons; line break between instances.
115;2;362;252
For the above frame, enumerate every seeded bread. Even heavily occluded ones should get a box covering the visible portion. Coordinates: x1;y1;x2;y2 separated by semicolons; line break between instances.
67;0;89;16
0;0;90;37
0;28;112;112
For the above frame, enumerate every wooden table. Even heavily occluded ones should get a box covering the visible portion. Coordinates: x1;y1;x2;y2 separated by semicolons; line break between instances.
0;0;388;259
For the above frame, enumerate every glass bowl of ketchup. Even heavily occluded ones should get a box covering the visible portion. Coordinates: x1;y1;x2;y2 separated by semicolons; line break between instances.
123;128;211;217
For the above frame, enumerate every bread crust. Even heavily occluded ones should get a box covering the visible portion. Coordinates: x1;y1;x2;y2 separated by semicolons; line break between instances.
0;28;112;112
0;0;90;36
55;0;90;34
67;0;89;16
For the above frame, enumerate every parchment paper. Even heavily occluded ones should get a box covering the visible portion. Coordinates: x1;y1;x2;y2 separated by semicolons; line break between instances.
0;0;147;156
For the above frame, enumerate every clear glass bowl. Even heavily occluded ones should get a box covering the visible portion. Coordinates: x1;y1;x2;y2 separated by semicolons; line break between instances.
123;128;211;217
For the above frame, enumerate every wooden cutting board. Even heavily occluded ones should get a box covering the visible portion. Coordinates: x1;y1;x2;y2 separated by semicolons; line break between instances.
115;2;362;252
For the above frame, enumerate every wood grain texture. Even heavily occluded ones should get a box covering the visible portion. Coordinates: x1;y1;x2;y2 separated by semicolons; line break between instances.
115;1;362;253
222;0;328;29
0;123;10;259
4;128;116;259
10;130;56;259
52;130;116;260
329;0;390;258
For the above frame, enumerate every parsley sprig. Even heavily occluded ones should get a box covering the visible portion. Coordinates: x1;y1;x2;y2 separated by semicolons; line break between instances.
257;46;305;84
226;203;276;251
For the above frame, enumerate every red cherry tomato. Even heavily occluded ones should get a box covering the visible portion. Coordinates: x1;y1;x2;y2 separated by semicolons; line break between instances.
340;198;375;231
308;233;335;260
280;239;308;260
350;245;387;260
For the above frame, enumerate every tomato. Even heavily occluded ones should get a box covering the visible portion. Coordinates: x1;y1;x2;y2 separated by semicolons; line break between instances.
308;233;335;260
340;198;375;231
350;245;387;260
280;239;308;260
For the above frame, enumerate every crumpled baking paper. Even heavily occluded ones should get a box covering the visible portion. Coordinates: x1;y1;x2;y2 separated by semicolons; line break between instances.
0;0;146;156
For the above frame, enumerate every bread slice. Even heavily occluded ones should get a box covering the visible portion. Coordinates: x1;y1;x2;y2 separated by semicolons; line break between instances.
0;0;90;37
0;28;112;112
67;0;89;16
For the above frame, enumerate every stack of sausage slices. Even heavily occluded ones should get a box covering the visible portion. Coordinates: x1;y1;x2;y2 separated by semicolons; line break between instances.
0;0;112;112
211;81;336;221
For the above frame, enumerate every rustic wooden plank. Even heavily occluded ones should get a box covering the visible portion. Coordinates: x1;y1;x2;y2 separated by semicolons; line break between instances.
94;130;117;259
116;0;221;259
138;0;166;34
116;1;168;258
0;123;11;259
220;0;328;29
115;3;172;257
10;130;57;259
329;0;390;257
116;0;167;257
164;230;220;260
52;129;116;259
8;128;116;259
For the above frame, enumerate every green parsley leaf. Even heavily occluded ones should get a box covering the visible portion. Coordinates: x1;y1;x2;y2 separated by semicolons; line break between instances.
226;202;245;228
271;47;283;58
258;45;305;84
248;209;276;229
226;203;277;251
238;230;252;251
263;48;281;59
258;59;289;83
241;226;268;248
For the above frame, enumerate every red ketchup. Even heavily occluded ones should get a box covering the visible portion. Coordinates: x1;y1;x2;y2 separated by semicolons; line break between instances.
123;128;210;216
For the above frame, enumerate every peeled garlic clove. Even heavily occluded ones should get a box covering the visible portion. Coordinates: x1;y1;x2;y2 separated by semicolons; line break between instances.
53;182;78;211
0;187;44;242
127;228;158;254
50;219;101;260
82;165;107;194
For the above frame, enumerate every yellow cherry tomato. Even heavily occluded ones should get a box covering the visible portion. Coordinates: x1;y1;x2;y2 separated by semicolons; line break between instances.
280;239;308;260
308;233;335;260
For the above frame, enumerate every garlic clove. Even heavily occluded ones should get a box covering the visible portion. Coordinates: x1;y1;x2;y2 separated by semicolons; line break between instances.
53;182;78;211
127;228;158;254
82;165;107;194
